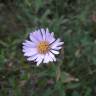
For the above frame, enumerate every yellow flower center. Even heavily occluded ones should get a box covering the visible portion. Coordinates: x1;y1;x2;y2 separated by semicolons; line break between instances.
37;41;50;54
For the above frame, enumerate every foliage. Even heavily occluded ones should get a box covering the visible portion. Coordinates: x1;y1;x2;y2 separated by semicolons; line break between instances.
0;0;96;95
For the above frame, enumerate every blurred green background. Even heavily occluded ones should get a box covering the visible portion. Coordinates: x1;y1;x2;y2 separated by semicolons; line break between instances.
0;0;96;96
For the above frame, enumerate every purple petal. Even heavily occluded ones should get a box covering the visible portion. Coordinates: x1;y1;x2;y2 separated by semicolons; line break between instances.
51;38;64;49
51;50;59;54
40;28;46;40
45;28;55;44
23;40;36;47
48;52;56;61
53;47;62;50
51;32;54;37
33;30;43;41
47;53;53;62
29;32;39;43
36;54;44;66
27;54;38;61
43;53;50;63
23;48;37;56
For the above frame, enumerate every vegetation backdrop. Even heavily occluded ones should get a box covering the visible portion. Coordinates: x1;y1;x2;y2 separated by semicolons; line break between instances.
0;0;96;96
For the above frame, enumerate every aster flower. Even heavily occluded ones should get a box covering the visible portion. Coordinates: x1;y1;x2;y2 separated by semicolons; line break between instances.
22;28;64;66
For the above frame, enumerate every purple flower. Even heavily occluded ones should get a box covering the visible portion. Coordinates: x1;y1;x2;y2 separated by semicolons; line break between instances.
22;28;64;66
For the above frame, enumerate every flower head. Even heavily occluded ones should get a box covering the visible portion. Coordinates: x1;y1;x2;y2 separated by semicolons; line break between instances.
22;28;64;66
